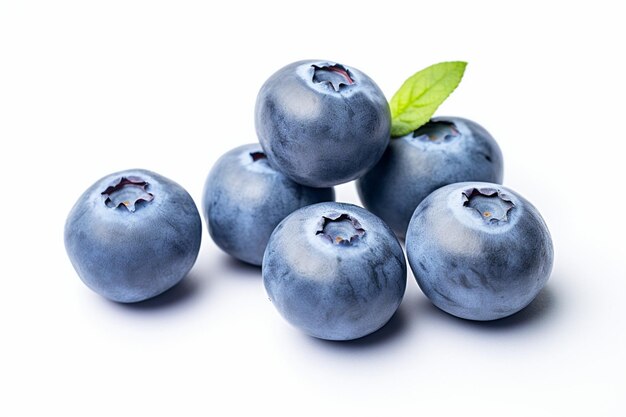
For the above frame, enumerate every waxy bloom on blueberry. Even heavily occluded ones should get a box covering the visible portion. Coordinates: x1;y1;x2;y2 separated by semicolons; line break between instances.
357;116;503;239
64;169;202;303
255;60;391;187
263;202;406;341
203;144;335;266
405;182;553;321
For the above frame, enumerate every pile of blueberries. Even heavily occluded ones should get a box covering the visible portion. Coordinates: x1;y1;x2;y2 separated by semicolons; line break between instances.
65;60;554;341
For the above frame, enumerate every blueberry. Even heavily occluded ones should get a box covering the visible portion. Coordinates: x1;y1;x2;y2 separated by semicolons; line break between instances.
405;182;553;321
203;144;335;266
263;202;406;340
64;169;202;303
255;60;391;187
357;117;503;238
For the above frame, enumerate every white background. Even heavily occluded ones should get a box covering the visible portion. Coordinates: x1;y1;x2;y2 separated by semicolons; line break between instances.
1;1;624;416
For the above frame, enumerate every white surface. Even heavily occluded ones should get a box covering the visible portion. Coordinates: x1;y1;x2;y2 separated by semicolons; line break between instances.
1;2;625;416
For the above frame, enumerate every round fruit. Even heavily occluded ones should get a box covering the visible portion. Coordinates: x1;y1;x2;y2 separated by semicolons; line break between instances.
64;169;202;302
203;144;335;266
263;202;406;340
405;182;553;321
357;116;503;238
255;60;391;187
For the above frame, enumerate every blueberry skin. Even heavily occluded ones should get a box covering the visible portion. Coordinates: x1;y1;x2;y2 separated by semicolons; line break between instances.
255;60;391;187
64;169;202;303
357;117;503;239
203;144;335;266
405;182;553;321
263;202;407;340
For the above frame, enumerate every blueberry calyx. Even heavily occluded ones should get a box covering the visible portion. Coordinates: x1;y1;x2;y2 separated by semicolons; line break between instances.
462;187;514;224
312;64;354;92
316;213;365;245
101;176;154;213
250;151;267;162
411;120;460;143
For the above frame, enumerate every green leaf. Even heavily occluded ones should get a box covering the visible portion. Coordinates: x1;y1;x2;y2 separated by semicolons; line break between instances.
390;61;467;137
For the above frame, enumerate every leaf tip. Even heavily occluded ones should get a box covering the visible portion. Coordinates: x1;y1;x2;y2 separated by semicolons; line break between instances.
389;60;468;138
